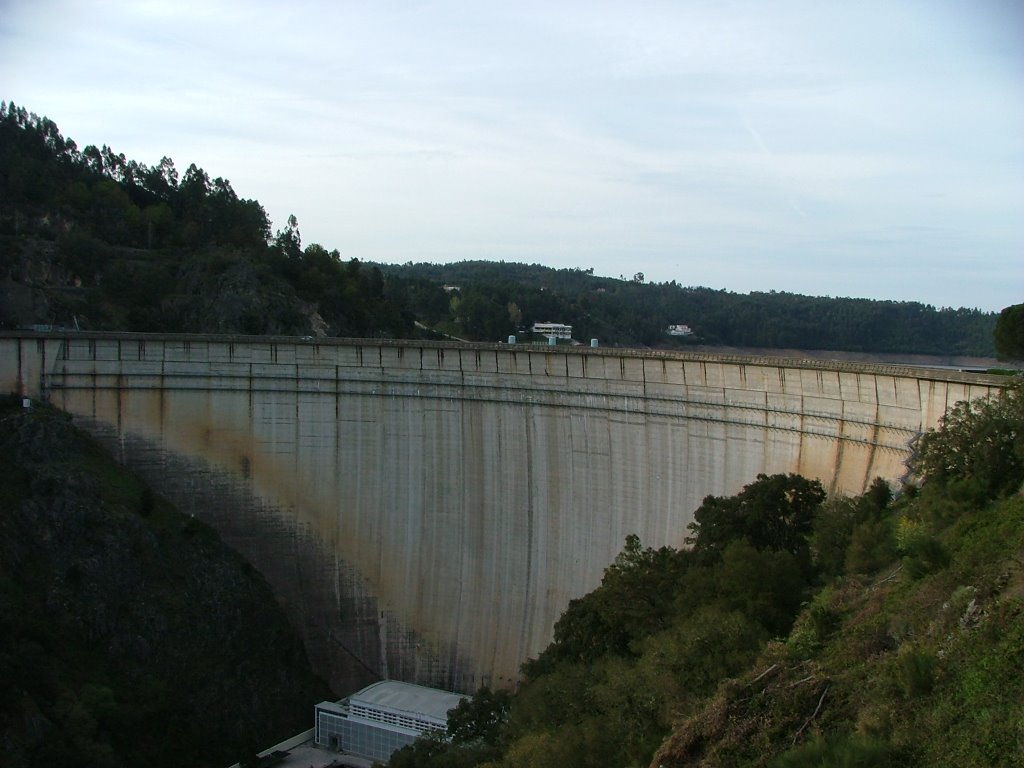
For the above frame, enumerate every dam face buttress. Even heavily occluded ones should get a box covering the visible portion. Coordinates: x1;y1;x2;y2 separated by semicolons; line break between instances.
1;333;1004;693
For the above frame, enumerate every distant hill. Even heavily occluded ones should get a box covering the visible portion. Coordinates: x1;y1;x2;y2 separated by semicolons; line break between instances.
0;101;997;356
380;260;997;356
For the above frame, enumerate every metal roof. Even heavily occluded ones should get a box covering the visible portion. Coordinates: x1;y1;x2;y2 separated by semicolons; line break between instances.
349;681;467;723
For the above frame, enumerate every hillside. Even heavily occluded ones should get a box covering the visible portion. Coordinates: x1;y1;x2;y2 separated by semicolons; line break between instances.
382;260;997;356
0;396;332;767
0;102;998;356
390;383;1024;768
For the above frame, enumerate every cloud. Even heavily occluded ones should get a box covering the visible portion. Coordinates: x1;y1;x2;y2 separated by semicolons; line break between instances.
1;0;1021;310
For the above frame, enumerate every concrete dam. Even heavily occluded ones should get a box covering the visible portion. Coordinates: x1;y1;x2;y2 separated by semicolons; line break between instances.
1;332;1005;695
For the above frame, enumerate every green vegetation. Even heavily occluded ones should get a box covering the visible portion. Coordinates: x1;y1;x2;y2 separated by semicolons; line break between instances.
386;261;999;355
0;102;414;337
914;384;1024;499
4;102;1022;767
0;396;332;767
994;303;1024;361
1;102;1002;356
390;383;1024;767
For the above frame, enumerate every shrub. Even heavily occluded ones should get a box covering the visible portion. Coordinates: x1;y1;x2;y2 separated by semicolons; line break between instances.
914;385;1024;498
903;536;951;579
844;519;897;575
811;498;859;580
785;590;840;659
897;646;937;698
771;733;895;767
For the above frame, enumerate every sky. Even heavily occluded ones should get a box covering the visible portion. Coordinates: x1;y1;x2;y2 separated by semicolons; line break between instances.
2;1;1022;311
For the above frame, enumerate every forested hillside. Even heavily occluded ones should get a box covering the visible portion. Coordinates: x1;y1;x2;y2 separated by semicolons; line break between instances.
384;261;996;355
0;102;415;338
390;383;1024;768
0;396;332;767
0;102;998;356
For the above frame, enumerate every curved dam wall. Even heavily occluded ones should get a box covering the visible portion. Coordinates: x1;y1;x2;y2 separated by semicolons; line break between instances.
1;333;1005;694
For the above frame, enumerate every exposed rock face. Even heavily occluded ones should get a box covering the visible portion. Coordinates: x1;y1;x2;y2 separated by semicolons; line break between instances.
172;257;314;335
0;278;50;328
0;400;332;768
0;233;322;335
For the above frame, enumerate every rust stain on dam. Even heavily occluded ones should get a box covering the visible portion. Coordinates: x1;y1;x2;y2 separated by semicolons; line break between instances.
1;332;1005;694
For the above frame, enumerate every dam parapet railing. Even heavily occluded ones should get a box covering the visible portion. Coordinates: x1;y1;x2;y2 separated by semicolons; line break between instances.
3;332;1007;457
2;329;1009;387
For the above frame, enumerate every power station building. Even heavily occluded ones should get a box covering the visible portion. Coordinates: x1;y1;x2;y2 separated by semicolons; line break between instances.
314;681;468;762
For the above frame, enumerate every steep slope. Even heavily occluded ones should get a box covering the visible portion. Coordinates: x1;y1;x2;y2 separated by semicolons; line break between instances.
0;396;332;768
651;492;1024;767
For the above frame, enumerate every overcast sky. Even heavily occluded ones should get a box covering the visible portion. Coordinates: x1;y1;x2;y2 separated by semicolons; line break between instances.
2;1;1022;311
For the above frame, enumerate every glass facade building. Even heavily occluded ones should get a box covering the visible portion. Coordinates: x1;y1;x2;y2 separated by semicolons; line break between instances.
315;680;468;763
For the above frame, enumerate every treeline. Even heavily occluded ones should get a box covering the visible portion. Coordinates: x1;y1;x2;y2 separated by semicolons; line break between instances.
0;102;414;337
385;261;997;356
391;382;1024;767
0;102;998;356
0;102;269;251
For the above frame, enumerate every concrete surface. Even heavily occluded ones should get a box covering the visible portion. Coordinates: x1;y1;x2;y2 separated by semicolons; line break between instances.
1;333;1006;693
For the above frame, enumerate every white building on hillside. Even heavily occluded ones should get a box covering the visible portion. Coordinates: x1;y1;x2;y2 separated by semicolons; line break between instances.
531;322;573;340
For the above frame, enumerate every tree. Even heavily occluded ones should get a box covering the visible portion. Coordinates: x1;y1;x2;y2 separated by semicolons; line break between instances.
811;478;891;579
685;473;826;569
274;214;302;259
507;301;523;328
994;303;1024;360
707;540;806;635
179;163;211;209
637;604;766;705
913;384;1024;498
447;687;511;746
523;536;690;672
455;289;512;341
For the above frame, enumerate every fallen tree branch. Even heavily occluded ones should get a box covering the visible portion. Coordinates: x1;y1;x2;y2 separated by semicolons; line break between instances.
750;663;780;686
874;564;904;587
792;685;830;745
